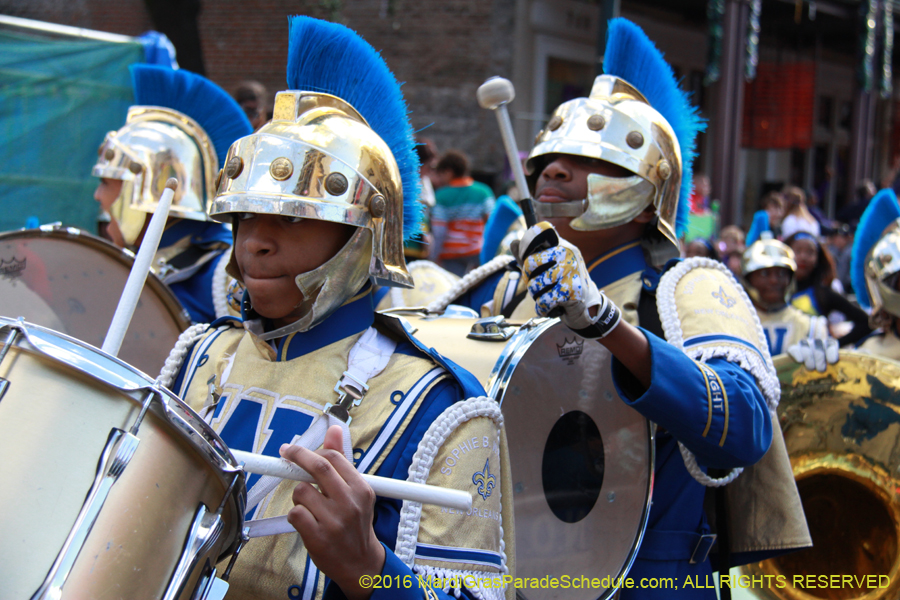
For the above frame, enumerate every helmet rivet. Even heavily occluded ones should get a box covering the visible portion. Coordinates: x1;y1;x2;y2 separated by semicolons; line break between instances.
656;160;672;180
370;194;386;218
215;168;223;190
128;162;142;174
325;172;349;196
587;115;606;131
104;148;115;161
270;157;293;181
626;131;644;149
225;156;244;179
547;115;563;131
884;254;893;264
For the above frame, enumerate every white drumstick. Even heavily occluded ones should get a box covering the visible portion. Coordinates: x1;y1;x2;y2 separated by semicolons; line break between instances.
232;449;473;511
102;178;177;357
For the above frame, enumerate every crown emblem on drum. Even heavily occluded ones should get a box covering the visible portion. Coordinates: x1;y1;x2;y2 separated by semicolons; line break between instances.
712;285;737;308
557;337;585;359
472;459;496;501
0;257;25;280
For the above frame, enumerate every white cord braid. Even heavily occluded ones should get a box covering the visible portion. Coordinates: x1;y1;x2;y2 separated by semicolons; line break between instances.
157;323;209;389
212;251;232;319
427;256;516;313
394;397;507;600
656;257;780;487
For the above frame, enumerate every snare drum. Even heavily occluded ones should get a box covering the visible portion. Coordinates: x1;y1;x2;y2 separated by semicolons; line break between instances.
398;310;653;600
0;227;191;376
0;317;245;600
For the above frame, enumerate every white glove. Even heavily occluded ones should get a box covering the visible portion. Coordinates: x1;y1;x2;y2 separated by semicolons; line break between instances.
511;222;622;339
787;316;839;372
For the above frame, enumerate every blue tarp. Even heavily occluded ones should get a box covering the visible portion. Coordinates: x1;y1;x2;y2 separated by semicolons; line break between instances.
0;26;142;232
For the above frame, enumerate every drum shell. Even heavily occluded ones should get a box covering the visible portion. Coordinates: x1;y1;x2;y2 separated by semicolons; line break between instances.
0;227;191;376
0;322;243;600
397;312;652;600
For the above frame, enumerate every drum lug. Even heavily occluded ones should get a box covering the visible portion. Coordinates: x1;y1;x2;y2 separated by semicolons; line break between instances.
31;428;140;600
0;325;21;402
468;316;517;341
162;504;225;600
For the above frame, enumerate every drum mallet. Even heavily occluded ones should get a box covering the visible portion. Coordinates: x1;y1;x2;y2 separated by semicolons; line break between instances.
476;77;559;255
102;178;177;358
232;449;472;511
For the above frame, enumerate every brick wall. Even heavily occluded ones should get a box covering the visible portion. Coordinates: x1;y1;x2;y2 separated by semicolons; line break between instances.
1;0;516;181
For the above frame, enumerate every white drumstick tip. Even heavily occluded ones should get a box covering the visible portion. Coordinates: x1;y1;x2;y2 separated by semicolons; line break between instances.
165;177;178;191
477;76;515;110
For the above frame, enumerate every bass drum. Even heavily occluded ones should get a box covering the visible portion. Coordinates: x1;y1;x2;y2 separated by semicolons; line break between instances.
740;351;900;600
397;310;653;600
0;226;191;376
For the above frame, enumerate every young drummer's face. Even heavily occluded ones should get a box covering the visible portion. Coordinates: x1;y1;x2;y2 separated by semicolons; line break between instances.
235;214;355;326
747;267;791;307
533;154;641;250
94;178;122;212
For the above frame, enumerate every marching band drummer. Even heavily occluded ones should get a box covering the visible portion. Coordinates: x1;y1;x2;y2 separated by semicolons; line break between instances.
454;19;804;597
738;237;838;369
92;65;253;323
851;188;900;360
165;17;513;600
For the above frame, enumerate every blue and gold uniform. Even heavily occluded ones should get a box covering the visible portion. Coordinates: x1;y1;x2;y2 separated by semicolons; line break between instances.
455;242;774;597
173;290;512;600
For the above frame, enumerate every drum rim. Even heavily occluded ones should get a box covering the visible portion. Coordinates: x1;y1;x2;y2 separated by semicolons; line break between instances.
0;226;192;329
491;318;655;598
0;317;246;506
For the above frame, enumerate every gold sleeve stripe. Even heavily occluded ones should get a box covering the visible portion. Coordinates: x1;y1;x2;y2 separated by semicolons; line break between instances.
715;368;729;447
587;240;641;272
694;360;714;438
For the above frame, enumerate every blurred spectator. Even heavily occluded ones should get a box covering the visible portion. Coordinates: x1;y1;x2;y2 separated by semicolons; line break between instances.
232;80;269;131
417;138;438;208
429;150;495;276
825;223;854;294
688;173;711;214
717;224;746;256
724;250;743;278
747;192;784;244
685;237;719;260
836;179;877;227
780;186;820;239
785;232;871;346
805;188;833;233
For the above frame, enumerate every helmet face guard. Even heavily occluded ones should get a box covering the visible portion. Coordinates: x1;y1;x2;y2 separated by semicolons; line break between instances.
526;75;682;248
741;239;797;310
212;91;412;290
92;107;218;245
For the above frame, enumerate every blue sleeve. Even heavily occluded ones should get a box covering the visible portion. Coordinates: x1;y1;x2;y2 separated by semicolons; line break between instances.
611;329;772;469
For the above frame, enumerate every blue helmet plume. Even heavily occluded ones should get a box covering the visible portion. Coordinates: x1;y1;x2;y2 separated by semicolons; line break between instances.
603;18;705;237
745;210;771;247
130;64;252;166
851;188;900;309
286;16;421;241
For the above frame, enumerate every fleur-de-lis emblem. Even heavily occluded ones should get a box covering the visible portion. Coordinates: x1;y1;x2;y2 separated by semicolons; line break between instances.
472;459;496;501
712;285;737;308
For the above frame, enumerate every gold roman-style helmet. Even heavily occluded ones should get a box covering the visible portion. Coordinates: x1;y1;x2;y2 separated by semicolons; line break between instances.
863;219;900;320
93;107;216;245
91;65;253;246
526;75;682;248
741;238;798;309
211;90;412;290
